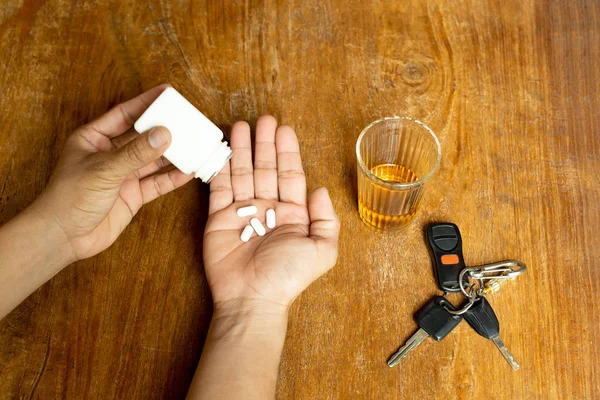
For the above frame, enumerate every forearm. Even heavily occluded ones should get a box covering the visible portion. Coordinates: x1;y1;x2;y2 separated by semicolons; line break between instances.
0;202;75;320
187;299;289;400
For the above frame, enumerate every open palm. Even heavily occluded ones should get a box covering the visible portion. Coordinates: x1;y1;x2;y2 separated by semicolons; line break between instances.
203;116;340;308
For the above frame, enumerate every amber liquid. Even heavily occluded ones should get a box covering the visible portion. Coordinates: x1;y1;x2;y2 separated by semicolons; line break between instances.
358;163;420;230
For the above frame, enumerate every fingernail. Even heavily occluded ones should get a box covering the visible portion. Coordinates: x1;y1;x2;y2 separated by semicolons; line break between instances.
148;128;170;148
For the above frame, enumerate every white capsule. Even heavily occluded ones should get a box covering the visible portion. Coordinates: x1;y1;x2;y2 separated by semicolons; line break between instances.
240;225;254;242
266;209;276;229
250;218;266;236
237;205;258;217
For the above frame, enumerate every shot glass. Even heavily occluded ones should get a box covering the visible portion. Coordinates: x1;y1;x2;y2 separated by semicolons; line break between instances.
356;116;441;230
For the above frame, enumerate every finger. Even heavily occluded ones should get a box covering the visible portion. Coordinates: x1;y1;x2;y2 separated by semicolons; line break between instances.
110;130;172;179
253;115;279;200
209;161;233;215
308;187;341;239
135;157;171;180
85;84;170;138
140;166;195;204
103;126;171;183
308;187;341;271
276;125;306;205
230;121;255;201
111;130;138;149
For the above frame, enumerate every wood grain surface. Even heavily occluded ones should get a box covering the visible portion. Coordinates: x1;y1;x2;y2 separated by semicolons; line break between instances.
1;1;599;399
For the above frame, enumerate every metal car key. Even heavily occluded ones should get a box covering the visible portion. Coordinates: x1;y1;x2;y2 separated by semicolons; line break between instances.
427;223;469;292
388;296;463;367
463;296;520;370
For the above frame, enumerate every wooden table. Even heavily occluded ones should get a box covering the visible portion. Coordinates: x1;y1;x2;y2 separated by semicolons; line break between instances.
1;1;598;398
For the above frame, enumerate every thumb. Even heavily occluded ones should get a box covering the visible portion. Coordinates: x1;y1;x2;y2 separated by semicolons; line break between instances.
108;126;171;181
308;187;341;268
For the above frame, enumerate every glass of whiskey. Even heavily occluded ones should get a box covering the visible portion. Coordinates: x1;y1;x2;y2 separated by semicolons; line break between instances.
356;116;441;230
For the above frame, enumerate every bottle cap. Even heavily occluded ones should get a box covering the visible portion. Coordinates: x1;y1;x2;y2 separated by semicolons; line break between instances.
194;141;233;183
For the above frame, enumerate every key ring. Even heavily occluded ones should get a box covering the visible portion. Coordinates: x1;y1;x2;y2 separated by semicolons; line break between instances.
466;260;527;280
459;260;527;297
441;284;481;315
443;260;527;315
443;294;481;315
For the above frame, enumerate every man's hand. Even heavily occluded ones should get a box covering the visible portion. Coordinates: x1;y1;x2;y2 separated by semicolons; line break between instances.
32;84;193;261
0;84;195;320
203;115;341;312
188;116;340;400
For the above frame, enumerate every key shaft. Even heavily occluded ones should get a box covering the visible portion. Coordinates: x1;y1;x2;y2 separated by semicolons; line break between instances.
463;296;520;371
387;328;428;367
491;336;520;370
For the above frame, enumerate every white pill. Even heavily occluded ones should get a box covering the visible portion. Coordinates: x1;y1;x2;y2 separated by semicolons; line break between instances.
250;218;266;236
266;209;276;229
237;206;257;217
240;225;254;242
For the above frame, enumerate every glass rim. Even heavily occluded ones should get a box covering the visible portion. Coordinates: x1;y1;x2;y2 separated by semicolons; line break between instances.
355;116;442;190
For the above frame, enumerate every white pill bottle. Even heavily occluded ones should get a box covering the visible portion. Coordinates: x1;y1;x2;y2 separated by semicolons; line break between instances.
134;87;232;183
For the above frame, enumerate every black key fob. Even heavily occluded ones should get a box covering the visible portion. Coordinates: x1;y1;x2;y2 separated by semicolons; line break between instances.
427;222;468;292
463;296;500;339
416;296;463;341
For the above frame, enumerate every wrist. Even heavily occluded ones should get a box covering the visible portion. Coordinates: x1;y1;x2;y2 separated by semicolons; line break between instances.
214;297;290;317
210;298;289;341
23;200;78;266
189;298;288;400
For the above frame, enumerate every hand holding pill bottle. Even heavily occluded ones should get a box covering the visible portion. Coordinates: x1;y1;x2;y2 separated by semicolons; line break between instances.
24;85;195;263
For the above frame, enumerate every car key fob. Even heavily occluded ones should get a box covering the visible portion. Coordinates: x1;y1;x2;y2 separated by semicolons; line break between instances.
427;222;469;292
